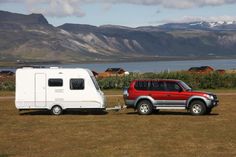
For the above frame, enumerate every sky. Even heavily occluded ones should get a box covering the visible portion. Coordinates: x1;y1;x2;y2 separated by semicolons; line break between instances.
0;0;236;27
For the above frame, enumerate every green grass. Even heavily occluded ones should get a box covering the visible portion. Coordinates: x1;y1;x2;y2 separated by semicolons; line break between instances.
0;91;14;97
0;91;236;157
98;72;236;90
103;89;123;95
1;71;236;91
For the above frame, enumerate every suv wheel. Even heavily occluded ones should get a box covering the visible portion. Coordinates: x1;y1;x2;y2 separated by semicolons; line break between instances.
137;100;153;115
190;100;206;116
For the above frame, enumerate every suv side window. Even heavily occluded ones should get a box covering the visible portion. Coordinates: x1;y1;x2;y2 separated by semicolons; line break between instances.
134;81;149;90
150;81;165;91
165;82;181;92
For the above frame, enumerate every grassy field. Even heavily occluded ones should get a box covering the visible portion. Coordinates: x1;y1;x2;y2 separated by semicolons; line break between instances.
0;91;15;97
0;90;236;157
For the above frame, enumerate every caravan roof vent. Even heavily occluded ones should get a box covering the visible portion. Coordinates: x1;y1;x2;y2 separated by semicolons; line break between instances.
22;67;33;69
50;67;60;69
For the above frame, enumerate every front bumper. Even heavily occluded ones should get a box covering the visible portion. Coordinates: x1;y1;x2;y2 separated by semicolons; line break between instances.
206;99;219;108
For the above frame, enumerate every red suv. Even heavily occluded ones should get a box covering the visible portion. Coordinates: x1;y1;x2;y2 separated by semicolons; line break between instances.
123;79;219;115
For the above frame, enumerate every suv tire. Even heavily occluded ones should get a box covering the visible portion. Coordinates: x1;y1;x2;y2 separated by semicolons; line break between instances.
190;100;206;116
137;100;153;115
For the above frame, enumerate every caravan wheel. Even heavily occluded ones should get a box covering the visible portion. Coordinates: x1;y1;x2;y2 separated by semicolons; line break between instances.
51;105;63;115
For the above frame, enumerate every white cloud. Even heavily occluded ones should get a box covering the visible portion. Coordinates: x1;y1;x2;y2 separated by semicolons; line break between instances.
27;0;86;17
1;0;236;17
1;0;86;17
101;3;112;12
156;10;161;14
96;0;236;7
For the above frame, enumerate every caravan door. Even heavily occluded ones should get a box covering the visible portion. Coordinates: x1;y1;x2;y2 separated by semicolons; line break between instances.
35;73;46;107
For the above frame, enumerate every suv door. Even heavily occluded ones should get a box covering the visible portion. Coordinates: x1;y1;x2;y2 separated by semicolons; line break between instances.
148;81;170;106
163;81;189;106
149;81;188;107
132;81;150;99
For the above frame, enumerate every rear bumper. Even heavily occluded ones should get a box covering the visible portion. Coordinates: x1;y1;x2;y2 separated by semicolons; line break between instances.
124;99;135;108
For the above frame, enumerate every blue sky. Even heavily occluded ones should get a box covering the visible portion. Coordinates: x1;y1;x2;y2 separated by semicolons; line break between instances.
0;0;236;27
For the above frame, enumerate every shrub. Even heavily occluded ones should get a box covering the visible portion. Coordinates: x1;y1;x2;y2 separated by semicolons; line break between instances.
0;75;15;91
1;72;236;91
97;72;236;90
0;81;15;91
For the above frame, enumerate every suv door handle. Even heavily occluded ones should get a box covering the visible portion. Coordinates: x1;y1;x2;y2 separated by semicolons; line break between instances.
166;94;171;97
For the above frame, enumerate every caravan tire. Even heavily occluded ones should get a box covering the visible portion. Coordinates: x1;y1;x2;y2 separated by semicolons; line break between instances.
51;105;63;115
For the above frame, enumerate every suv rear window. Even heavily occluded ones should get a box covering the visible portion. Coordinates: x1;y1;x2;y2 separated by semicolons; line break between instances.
134;81;149;90
134;81;165;91
150;81;165;91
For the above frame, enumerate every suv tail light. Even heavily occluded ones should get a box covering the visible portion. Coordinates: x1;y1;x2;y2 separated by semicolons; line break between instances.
123;88;129;98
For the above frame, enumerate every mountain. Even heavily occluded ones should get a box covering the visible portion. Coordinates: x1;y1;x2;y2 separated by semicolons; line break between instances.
0;10;236;63
57;23;236;57
0;10;48;25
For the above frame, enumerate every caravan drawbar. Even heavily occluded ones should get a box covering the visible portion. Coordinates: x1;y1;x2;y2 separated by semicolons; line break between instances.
15;67;106;115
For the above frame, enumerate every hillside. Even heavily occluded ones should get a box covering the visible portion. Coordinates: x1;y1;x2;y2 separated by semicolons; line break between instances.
0;10;236;62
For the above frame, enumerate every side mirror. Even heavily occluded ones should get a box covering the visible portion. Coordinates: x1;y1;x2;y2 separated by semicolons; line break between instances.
178;88;183;92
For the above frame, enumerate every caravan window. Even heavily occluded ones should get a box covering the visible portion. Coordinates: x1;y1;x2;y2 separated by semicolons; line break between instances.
90;76;100;90
48;79;63;87
70;79;84;90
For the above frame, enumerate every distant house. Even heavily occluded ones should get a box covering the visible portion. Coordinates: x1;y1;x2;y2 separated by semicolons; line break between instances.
188;66;214;73
105;68;126;74
98;68;128;78
92;71;99;77
216;69;226;74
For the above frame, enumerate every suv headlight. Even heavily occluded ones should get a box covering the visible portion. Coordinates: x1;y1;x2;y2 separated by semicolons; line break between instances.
204;94;214;100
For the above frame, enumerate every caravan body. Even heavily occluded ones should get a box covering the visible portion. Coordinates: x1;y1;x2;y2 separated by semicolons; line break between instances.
15;67;106;114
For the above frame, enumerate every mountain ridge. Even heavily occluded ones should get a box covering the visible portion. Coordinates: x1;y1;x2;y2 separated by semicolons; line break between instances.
0;10;49;25
158;21;236;31
0;10;236;62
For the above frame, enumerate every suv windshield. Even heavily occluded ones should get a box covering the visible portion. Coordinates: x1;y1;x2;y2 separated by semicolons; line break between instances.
179;81;192;91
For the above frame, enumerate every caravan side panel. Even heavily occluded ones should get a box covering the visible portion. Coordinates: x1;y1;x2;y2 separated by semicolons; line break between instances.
15;69;36;109
15;68;106;111
45;69;104;109
35;73;47;107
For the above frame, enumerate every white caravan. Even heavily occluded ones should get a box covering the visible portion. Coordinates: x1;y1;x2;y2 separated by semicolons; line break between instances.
15;67;106;115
